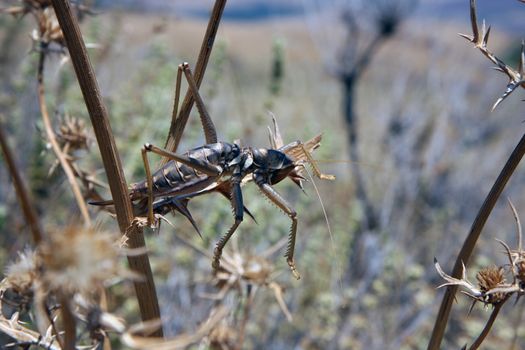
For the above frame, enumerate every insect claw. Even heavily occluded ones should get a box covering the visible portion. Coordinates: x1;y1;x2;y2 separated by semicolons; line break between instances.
287;260;301;280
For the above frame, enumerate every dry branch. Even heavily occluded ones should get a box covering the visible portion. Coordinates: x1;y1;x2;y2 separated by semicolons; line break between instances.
0;117;43;244
427;1;525;348
49;0;162;335
459;0;525;110
468;300;507;350
37;51;91;226
428;133;525;349
163;0;227;162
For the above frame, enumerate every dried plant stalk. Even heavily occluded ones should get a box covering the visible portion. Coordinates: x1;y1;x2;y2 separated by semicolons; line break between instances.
37;51;91;226
162;0;227;162
459;0;525;110
0;117;43;244
59;293;77;350
49;0;161;334
427;1;525;348
468;300;507;350
428;134;525;350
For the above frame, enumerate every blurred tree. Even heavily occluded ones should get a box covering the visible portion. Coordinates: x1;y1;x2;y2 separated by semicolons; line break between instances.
304;0;416;280
336;0;415;233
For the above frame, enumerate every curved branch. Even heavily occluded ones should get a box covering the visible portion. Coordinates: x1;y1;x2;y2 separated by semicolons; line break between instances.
468;300;507;350
428;131;525;349
0;117;43;244
37;50;91;226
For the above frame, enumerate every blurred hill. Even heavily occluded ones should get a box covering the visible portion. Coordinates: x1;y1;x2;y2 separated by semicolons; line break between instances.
93;0;523;32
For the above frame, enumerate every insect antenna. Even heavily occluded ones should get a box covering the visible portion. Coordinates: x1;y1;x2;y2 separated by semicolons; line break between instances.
303;166;344;296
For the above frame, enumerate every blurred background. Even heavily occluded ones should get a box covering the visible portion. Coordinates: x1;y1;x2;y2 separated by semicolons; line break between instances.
1;0;524;348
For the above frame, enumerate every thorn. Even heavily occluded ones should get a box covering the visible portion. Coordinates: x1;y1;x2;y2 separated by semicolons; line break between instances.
519;40;524;76
483;25;491;46
458;33;474;42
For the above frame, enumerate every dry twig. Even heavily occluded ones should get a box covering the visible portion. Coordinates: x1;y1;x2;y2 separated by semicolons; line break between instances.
0;117;43;244
459;0;525;110
50;0;161;333
428;2;525;348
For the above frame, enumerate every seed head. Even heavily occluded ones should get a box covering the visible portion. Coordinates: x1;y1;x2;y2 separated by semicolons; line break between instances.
476;266;506;304
4;248;39;294
56;115;90;152
39;226;123;295
209;324;237;350
32;8;64;48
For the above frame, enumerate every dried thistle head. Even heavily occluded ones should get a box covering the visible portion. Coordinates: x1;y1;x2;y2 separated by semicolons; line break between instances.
213;252;273;291
56;115;90;153
242;255;272;285
39;226;125;296
476;266;506;304
208;324;237;350
32;7;65;49
3;249;39;294
2;1;93;51
0;0;51;17
1;249;40;316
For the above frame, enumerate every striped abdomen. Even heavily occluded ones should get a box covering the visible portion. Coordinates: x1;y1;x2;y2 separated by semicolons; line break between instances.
130;142;239;200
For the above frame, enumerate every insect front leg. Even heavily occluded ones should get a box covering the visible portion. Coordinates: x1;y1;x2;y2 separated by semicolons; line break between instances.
298;144;335;180
281;141;335;181
213;178;244;273
256;181;300;280
141;145;155;225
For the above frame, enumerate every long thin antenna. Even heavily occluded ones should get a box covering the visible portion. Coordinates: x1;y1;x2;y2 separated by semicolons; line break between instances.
304;167;343;296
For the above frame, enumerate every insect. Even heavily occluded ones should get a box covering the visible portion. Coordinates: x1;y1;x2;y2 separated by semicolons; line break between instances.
91;62;334;279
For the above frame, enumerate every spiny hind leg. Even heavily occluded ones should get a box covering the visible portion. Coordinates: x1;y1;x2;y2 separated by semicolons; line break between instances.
213;180;244;272
179;62;218;144
257;181;300;280
166;62;217;158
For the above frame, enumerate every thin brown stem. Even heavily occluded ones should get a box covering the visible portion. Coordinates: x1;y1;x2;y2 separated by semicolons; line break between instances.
510;300;525;350
59;293;77;350
468;301;506;350
0;117;43;244
43;300;65;350
236;289;254;350
50;0;162;335
37;51;91;226
428;132;525;350
162;0;227;161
